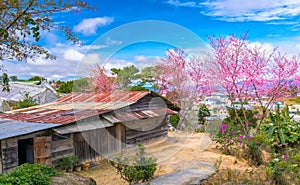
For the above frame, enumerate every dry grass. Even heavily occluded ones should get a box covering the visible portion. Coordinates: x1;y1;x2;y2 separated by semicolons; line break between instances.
78;160;127;185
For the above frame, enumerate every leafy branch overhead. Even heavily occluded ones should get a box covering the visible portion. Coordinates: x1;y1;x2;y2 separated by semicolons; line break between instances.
0;0;92;62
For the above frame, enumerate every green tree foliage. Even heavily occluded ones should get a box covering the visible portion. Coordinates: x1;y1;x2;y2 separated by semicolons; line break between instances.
28;76;45;81
223;108;258;129
0;0;91;62
17;92;38;109
110;144;157;184
0;163;59;185
198;104;210;125
57;81;73;94
57;78;89;94
9;75;18;82
169;114;180;128
129;84;147;91
111;68;121;75
72;78;89;92
261;106;300;149
113;65;140;89
140;66;154;79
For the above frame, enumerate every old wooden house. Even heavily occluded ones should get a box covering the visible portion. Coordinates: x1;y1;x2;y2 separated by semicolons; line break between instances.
0;91;179;172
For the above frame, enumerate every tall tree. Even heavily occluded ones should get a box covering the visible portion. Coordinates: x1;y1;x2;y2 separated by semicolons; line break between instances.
154;48;209;129
154;48;209;103
116;65;139;89
9;75;17;82
90;64;115;93
207;33;299;134
0;0;91;62
140;66;155;79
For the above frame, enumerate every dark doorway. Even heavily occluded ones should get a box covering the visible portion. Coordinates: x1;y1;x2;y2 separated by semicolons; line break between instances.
18;138;34;165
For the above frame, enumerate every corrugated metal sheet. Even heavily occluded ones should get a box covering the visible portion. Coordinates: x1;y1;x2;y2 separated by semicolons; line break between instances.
0;82;57;102
103;108;177;123
56;91;150;103
0;119;60;140
0;91;178;126
53;118;113;134
0;91;153;125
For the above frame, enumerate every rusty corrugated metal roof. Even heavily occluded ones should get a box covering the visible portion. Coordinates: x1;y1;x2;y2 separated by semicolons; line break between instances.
102;108;176;123
0;91;164;125
56;91;150;103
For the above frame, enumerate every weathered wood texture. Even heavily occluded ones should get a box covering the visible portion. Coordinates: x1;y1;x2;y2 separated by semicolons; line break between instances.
1;130;48;172
74;124;125;162
130;93;180;112
34;136;51;165
125;116;168;145
51;134;74;167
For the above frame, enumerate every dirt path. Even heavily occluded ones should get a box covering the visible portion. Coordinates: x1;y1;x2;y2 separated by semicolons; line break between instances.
79;132;251;185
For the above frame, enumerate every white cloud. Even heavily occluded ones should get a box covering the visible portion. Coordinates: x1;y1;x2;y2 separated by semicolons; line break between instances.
2;42;108;80
106;37;122;45
80;45;108;50
103;56;159;73
63;49;84;62
166;0;300;22
134;55;149;62
166;0;198;7
73;16;114;35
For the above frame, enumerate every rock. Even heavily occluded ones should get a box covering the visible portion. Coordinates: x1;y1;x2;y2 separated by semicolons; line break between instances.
51;173;96;185
261;150;271;163
139;162;215;185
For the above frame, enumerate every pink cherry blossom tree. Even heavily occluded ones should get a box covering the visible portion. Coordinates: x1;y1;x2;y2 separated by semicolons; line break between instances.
154;48;209;129
207;33;299;134
90;64;115;93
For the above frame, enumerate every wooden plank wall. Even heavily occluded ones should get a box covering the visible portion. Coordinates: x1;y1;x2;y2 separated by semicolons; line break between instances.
130;94;165;112
0;130;48;172
1;139;18;172
73;124;125;162
73;131;101;162
51;134;74;167
125;116;168;145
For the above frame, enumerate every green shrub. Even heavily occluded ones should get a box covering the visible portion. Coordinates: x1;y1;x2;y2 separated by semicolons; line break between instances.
17;92;38;109
58;155;80;170
169;114;180;128
198;104;210;125
246;141;264;166
201;167;271;185
110;144;157;184
0;163;59;185
261;106;300;151
71;156;81;168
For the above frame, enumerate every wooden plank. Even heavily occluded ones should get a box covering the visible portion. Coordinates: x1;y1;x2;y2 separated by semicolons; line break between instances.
126;127;168;140
51;138;73;153
2;160;18;171
2;147;18;158
124;117;168;145
34;136;51;165
1;139;17;149
2;146;18;170
51;149;74;161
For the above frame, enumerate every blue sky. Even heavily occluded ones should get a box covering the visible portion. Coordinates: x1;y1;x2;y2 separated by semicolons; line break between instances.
4;0;300;80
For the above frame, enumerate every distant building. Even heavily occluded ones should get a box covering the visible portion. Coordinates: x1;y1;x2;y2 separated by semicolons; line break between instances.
128;79;159;92
0;81;58;112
